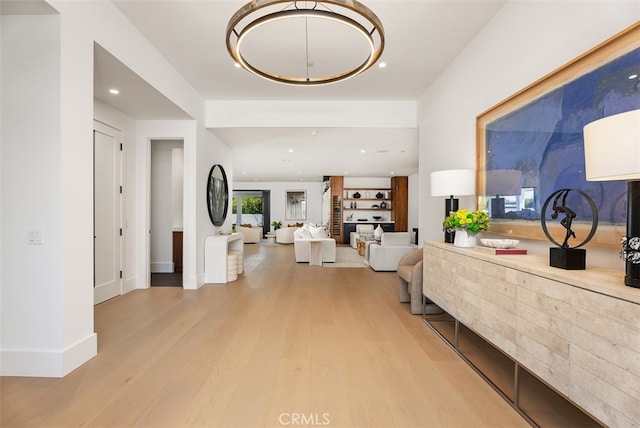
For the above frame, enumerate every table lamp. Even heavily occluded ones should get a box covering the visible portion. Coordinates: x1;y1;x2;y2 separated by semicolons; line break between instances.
485;169;522;218
583;109;640;288
431;169;476;243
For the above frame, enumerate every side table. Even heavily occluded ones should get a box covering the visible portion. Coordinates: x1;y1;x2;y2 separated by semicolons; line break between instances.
308;239;324;266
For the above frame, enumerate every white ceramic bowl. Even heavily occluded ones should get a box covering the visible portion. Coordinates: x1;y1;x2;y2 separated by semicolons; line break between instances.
480;239;520;249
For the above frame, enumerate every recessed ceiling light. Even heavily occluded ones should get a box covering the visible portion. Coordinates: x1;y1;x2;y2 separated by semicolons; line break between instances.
360;149;366;154
109;88;119;95
288;149;294;153
378;62;387;68
629;74;638;79
234;62;241;68
311;131;318;136
390;171;395;175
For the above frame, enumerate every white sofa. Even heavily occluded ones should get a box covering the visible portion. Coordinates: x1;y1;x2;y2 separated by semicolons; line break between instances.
238;225;261;243
368;232;417;272
293;224;336;263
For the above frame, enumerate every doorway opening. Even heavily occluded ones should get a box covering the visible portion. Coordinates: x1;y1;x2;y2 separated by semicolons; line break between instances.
150;139;184;287
233;190;271;237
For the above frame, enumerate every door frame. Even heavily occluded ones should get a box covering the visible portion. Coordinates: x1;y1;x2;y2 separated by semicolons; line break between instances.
148;139;185;285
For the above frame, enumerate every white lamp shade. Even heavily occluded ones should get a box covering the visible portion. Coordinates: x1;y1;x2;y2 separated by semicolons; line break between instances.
430;169;475;197
583;109;640;181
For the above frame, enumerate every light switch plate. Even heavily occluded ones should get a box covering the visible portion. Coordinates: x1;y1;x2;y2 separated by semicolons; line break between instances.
28;229;43;245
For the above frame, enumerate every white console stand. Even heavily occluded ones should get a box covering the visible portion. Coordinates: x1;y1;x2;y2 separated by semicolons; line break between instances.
205;233;244;284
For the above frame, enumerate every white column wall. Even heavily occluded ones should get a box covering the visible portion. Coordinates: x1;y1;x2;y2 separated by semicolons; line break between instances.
418;1;640;270
1;0;232;376
408;172;419;241
1;14;72;376
195;127;234;287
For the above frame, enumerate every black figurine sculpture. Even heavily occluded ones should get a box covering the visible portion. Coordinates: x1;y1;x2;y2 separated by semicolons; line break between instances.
551;189;577;248
541;188;598;270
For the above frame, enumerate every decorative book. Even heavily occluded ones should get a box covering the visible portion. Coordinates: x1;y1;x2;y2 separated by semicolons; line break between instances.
474;246;527;255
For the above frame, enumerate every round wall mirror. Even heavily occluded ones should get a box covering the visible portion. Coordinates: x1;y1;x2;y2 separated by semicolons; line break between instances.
206;164;229;226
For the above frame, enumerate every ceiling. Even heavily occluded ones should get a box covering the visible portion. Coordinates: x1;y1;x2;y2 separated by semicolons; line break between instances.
14;0;508;182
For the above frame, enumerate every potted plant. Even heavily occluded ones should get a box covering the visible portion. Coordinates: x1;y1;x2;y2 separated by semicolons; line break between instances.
443;209;490;247
271;220;282;231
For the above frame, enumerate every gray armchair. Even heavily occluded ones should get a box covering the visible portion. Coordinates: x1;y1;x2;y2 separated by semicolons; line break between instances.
397;248;442;315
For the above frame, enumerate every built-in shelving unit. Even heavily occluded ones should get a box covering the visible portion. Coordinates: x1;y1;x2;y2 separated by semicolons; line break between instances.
343;188;392;221
327;176;408;244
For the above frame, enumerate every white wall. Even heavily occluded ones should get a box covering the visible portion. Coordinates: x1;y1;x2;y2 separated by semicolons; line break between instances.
172;148;184;229
234;181;324;226
343;177;390;189
1;14;77;376
408;172;419;241
418;1;640;269
1;0;233;376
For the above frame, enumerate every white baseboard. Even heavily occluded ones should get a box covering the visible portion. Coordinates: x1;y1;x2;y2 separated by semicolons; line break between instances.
184;273;202;290
1;333;97;377
151;262;174;273
123;275;137;294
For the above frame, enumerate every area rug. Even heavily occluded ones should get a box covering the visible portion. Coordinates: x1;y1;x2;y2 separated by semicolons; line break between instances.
324;246;367;268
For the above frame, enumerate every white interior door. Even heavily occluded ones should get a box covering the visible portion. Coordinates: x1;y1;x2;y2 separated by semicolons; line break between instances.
94;123;122;304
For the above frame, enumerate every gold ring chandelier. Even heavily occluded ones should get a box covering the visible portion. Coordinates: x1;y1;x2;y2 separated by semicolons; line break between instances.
226;0;385;85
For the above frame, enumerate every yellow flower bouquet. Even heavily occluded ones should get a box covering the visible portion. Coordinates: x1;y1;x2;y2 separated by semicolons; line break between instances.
443;209;490;234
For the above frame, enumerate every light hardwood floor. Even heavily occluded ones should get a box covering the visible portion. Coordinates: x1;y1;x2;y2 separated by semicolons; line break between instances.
1;244;528;427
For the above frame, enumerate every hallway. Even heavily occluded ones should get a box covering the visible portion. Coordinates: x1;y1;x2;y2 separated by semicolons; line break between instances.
1;244;526;427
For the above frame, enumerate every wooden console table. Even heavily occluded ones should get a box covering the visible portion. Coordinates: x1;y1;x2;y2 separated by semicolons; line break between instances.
422;241;640;427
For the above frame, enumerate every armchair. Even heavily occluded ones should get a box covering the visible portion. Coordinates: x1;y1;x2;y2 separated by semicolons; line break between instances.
350;224;375;249
275;226;297;244
396;249;442;315
368;232;417;272
238;225;261;243
397;249;423;314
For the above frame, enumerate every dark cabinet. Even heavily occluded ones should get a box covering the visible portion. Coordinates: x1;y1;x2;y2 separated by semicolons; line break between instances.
173;231;183;272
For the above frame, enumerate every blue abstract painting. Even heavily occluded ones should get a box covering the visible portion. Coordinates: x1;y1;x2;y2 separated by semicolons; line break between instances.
485;47;640;225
